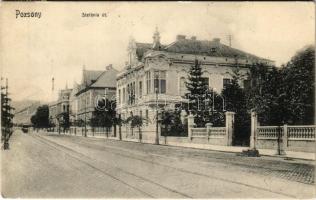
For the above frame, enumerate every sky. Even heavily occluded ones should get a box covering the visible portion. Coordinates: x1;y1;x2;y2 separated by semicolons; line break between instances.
0;2;314;102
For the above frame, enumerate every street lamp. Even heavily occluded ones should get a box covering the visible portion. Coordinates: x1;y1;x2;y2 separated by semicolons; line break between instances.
212;88;216;112
84;94;87;137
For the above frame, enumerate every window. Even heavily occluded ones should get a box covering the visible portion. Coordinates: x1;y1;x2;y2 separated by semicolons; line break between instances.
179;77;188;96
127;84;130;104
146;71;151;94
223;78;232;88
118;89;121;104
243;79;250;89
127;82;136;105
140;110;142;118
132;82;136;104
122;88;126;103
146;110;149;125
201;77;209;87
154;71;166;94
139;81;142;98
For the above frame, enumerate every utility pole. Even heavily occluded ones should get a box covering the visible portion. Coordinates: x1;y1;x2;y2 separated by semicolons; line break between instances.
155;87;159;145
212;88;215;112
2;78;13;150
154;73;159;145
84;78;87;137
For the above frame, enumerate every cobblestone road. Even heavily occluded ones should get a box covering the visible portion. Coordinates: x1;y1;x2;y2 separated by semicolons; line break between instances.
2;131;315;198
59;133;315;185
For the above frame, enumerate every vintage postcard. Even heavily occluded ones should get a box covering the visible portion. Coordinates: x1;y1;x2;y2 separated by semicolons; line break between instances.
1;1;315;199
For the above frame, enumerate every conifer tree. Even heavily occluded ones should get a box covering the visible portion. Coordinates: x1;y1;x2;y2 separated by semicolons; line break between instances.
185;59;209;127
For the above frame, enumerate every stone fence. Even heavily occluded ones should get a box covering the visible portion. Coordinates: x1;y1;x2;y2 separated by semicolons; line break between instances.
187;112;235;146
118;111;235;146
250;111;316;153
68;126;115;137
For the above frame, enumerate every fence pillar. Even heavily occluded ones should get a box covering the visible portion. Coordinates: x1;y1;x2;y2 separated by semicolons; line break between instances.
250;111;258;149
188;114;195;141
206;123;213;141
225;112;235;146
180;110;188;125
283;124;288;150
119;124;122;140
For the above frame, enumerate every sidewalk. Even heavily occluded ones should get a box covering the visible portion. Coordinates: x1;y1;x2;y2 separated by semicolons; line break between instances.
158;140;315;161
42;131;315;161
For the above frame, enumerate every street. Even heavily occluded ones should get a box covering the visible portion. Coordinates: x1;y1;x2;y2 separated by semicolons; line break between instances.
2;130;315;198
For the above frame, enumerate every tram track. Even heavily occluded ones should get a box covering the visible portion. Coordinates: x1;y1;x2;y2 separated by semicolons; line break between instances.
34;134;297;198
32;134;192;198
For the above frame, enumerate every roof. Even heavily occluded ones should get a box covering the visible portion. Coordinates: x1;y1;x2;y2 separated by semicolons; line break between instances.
90;68;118;88
134;38;272;62
83;70;104;86
164;39;264;61
135;42;166;61
77;67;118;95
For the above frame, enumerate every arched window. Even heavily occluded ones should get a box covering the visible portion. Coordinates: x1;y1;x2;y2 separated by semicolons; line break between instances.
179;77;187;97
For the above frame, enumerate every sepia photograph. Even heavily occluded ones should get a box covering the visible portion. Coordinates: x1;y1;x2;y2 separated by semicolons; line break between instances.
0;1;315;199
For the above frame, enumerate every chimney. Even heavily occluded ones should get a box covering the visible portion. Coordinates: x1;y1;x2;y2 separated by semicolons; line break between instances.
106;64;113;70
213;38;221;43
176;35;186;41
191;36;197;40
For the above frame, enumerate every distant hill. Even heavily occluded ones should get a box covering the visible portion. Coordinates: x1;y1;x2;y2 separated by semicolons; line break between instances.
12;100;42;125
12;100;40;114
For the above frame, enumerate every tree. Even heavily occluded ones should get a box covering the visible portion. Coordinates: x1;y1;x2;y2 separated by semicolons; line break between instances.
246;45;314;125
124;115;146;142
245;63;281;125
161;109;187;136
90;98;117;137
222;74;249;145
31;105;50;128
1;84;14;145
185;59;209;127
282;45;314;124
57;111;70;132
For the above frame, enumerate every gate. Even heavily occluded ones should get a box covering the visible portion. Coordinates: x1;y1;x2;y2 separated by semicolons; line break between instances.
233;112;251;146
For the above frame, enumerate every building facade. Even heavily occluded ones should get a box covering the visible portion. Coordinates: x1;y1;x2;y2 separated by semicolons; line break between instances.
116;29;275;141
75;64;118;124
69;82;79;124
49;86;72;126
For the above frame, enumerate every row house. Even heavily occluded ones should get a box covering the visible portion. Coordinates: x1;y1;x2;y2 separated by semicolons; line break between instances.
49;86;72;126
116;29;275;139
75;64;118;124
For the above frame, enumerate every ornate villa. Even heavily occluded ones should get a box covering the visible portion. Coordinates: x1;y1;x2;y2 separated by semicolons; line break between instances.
116;28;275;140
